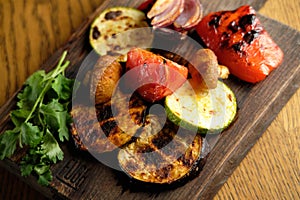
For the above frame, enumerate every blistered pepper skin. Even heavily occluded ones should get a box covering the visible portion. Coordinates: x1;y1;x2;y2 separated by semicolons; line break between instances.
196;5;284;83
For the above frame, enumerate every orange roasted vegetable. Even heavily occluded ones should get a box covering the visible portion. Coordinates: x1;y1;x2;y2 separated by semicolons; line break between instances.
125;48;188;102
196;5;284;83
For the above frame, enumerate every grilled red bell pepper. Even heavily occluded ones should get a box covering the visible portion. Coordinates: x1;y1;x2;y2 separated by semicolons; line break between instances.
196;5;284;83
125;48;188;102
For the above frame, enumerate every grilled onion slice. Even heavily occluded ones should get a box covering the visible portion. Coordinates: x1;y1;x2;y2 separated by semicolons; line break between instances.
174;0;203;29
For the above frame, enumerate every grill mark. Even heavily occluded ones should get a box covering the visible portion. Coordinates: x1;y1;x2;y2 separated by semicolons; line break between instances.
100;118;118;137
239;14;256;29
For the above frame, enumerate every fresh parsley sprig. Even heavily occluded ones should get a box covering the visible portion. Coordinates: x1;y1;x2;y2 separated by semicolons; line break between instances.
0;51;74;186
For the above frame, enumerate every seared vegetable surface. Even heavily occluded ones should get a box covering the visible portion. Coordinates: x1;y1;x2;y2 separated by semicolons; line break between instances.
90;7;150;57
196;5;284;83
71;91;147;153
89;55;123;105
118;118;203;184
165;81;237;133
125;48;188;102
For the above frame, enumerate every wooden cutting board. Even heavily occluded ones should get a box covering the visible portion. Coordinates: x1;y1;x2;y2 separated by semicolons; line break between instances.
0;0;299;199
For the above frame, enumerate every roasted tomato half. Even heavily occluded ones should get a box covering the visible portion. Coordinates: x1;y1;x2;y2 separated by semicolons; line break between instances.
196;5;284;83
125;48;188;102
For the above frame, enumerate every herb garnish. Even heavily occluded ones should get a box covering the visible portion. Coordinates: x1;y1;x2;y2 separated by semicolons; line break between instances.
0;51;74;186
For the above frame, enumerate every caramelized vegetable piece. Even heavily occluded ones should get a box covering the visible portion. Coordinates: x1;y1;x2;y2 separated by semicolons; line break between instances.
188;49;219;93
118;119;203;184
147;0;175;19
89;55;123;105
71;92;148;153
141;0;203;32
150;0;184;27
196;5;284;83
125;48;188;102
174;0;203;29
89;7;150;58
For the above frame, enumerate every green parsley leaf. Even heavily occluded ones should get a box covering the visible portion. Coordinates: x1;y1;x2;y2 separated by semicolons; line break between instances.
17;70;46;111
0;128;20;160
20;122;42;148
41;130;64;163
52;74;74;101
10;109;31;127
0;51;73;186
40;100;71;142
37;168;52;186
20;162;34;177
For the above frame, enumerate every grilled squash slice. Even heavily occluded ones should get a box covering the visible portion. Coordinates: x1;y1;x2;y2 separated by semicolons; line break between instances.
70;91;147;153
118;117;203;184
165;81;237;134
89;7;151;58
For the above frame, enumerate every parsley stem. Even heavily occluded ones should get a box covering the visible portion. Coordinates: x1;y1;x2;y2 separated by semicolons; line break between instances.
24;51;69;123
24;81;51;123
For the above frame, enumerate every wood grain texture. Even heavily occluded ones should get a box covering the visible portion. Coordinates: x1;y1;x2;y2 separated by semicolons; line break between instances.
215;0;300;199
0;0;299;199
0;167;47;200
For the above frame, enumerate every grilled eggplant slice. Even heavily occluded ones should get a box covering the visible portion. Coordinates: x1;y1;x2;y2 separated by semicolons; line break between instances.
118;117;203;185
71;90;204;186
70;91;147;153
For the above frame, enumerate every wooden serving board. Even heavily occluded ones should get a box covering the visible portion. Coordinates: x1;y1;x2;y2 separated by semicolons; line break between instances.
1;0;300;199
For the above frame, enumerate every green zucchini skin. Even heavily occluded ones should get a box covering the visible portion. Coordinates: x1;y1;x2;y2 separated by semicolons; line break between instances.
165;81;237;134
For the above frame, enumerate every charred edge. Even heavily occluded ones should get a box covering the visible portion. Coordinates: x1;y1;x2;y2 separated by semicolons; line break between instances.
243;29;261;44
208;15;221;28
101;119;118;137
150;49;190;67
232;41;245;53
239;14;256;29
92;26;101;40
96;103;114;121
228;21;239;33
220;32;230;48
104;10;123;20
151;129;174;149
115;156;208;193
136;145;156;153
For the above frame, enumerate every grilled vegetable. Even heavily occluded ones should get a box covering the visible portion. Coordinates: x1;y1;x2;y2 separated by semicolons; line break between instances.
165;81;237;133
173;0;203;30
89;55;123;105
188;48;220;94
125;48;188;102
118;118;203;184
70;91;147;153
148;0;184;27
89;7;150;58
196;5;284;83
141;0;203;32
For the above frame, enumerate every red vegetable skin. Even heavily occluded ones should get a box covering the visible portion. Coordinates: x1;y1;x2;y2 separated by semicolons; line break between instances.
196;5;284;83
138;0;155;12
126;48;188;102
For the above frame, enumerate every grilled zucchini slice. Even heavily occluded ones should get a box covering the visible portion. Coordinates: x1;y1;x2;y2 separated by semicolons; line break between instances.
89;7;151;58
165;81;237;134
